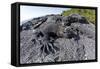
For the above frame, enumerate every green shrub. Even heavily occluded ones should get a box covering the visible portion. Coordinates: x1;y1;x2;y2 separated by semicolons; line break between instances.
61;8;95;24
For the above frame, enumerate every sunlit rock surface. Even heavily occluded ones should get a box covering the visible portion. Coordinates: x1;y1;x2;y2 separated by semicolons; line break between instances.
20;14;95;64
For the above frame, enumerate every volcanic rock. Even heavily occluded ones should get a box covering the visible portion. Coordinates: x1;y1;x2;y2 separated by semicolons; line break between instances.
20;14;95;64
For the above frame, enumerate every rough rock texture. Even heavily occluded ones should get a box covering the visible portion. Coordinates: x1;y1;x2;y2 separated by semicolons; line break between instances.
20;14;95;64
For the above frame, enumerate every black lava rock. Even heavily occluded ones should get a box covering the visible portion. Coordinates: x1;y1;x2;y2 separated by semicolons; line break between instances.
20;14;95;64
